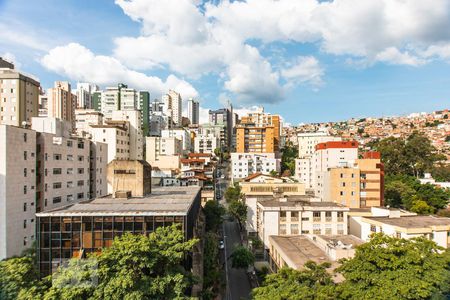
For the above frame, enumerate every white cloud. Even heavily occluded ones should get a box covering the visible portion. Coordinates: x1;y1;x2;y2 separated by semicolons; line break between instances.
199;107;211;125
40;43;198;99
232;106;262;118
374;47;426;66
1;52;20;69
421;43;450;61
281;56;324;87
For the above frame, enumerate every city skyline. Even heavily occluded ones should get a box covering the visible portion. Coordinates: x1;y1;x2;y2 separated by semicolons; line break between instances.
1;0;450;123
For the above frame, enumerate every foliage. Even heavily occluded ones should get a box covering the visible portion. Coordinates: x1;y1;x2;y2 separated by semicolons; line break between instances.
253;262;337;300
432;165;450;182
437;209;450;218
230;246;255;270
409;198;435;214
281;142;298;176
384;175;450;212
0;256;42;300
224;182;242;203
337;233;450;300
269;170;279;177
228;200;247;229
369;132;445;177
203;200;225;232
202;232;221;299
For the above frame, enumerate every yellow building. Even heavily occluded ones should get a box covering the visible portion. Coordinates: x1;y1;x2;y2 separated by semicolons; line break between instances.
236;108;281;153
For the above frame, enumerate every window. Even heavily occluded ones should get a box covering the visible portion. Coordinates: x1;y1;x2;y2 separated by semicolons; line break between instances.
325;211;332;222
24;168;27;177
302;217;309;221
337;212;344;222
370;225;376;232
280;211;286;222
313;224;321;234
337;224;344;235
340;173;344;178
67;140;73;147
67;195;74;202
53;197;62;204
67;168;74;175
67;181;74;188
291;224;299;235
78;142;84;149
53;168;62;175
53;182;62;189
291;211;299;222
279;224;287;235
78;168;84;174
23;220;27;229
77;180;84;187
67;155;73;161
23;203;27;212
23;133;27;142
77;193;84;199
78;155;84;162
23;186;27;194
24;151;27;160
54;154;62;160
325;225;332;235
313;212;321;222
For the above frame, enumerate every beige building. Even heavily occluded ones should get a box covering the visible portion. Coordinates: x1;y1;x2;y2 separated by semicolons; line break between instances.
112;110;143;160
145;136;182;176
194;133;219;154
89;141;108;198
75;109;103;136
0;63;40;127
88;121;130;163
47;81;76;128
107;160;152;197
163;90;182;126
0;125;37;259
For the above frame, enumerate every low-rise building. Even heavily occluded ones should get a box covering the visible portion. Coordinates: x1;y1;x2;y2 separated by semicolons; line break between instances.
194;133;219;154
88;121;130;162
231;152;280;179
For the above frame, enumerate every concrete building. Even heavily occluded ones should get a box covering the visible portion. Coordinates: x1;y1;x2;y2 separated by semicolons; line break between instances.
161;128;191;152
107;160;152;197
253;195;349;249
38;94;48;117
47;81;76;128
139;91;150;137
88;121;130;162
188;98;199;125
240;173;306;196
268;235;363;274
163;90;182;126
112;110;143;160
76;82;99;109
349;207;450;248
146;136;183;161
100;84;130;118
0;125;37;259
236;107;281;154
89;141;108;199
209;107;233;149
36;181;203;278
74;109;103;136
194;133;219;154
231;152;280;179
0;62;40;127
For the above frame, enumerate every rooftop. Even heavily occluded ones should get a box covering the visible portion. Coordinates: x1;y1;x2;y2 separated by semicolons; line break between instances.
36;186;201;217
258;197;348;210
364;215;450;228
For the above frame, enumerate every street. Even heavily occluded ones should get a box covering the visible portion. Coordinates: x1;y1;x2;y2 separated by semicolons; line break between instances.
216;163;252;300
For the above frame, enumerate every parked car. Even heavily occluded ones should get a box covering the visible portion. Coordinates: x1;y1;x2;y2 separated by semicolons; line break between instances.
219;240;225;250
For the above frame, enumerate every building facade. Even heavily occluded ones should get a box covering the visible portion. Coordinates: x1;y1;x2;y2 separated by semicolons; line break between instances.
188;98;199;125
231;152;280;179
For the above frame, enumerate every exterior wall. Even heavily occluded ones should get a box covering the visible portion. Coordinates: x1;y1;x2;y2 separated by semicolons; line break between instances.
47;81;75;127
323;168;361;208
188;98;199;125
0;125;37;259
231;152;280;179
295;158;312;187
101;87;120;118
0;70;40;127
146;136;182;162
112;110;143;160
297;132;341;157
163;90;182;126
161;128;191;152
107;160;151;197
241;182;306;196
89;141;108;198
36;133;90;211
75;109;103;135
194;134;219;154
139;91;150;137
76;82;99;109
355;158;384;207
88;126;130;162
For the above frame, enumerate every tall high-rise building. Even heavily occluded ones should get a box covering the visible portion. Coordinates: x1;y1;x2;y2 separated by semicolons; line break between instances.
209;107;233;149
163;90;182;126
47;81;76;127
139;91;150;137
236;107;281;154
187;98;199;125
100;83;134;118
76;82;99;109
0;59;40;126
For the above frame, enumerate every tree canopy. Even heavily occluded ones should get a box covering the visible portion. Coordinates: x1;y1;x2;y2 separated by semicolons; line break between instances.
224;182;242;203
228;199;247;229
230;246;255;270
281;142;298;176
203;200;225;232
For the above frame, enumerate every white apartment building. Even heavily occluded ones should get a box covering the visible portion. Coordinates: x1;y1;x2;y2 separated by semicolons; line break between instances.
47;81;76;127
187;98;199;125
76;82;99;109
120;87;138;111
89;141;108;198
146;136;182;161
0;65;40;127
297;130;341;157
101;86;120;118
254;196;349;249
231;152;280;179
112;110;143;160
161;128;191;152
194;133;219;154
0;125;37;259
163;90;182;126
74;109;103;136
314;141;358;198
88;122;130;163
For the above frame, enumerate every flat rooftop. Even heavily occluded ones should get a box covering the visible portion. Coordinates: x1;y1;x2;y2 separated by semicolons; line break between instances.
269;235;331;269
36;186;201;217
364;215;450;228
258;198;348;210
317;235;364;247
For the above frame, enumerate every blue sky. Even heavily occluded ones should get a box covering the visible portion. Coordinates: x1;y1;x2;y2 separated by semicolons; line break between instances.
1;0;450;124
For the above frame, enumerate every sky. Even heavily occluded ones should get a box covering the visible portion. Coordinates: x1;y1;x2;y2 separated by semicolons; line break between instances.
1;0;450;124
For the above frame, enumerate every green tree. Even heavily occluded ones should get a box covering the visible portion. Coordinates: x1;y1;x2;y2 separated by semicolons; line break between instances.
44;224;198;300
432;165;450;182
253;262;337;300
337;233;450;300
203;200;225;232
281;142;298;176
230;246;254;269
409;198;435;214
0;256;41;300
224;182;242;203
228;200;247;230
202;232;221;299
269;170;279;177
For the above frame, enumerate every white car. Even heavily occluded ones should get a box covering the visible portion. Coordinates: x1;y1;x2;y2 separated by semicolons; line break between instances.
219;240;225;249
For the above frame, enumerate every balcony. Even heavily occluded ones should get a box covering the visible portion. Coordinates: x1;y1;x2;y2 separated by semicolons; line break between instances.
313;217;321;222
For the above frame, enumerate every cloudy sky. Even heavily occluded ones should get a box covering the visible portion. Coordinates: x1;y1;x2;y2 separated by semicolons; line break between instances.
1;0;450;123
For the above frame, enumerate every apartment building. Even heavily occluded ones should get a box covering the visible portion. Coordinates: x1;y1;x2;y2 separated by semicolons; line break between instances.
163;90;182;126
209;107;233;148
349;207;450;248
231;152;280;179
76;82;99;109
0;61;40;126
100;84;136;118
254;196;349;249
314;141;359;198
0;125;37;259
47;81;76;128
111;110;143;160
74;109;103;136
88;121;130;162
161;128;191;152
236;109;281;154
145;136;182;176
194;133;219;154
138;91;150;137
188;98;199;125
89;141;108;198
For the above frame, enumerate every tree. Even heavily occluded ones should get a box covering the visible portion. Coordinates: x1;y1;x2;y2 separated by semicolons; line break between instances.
253;262;337;300
269;170;279;177
230;246;255;269
224;182;242;203
432;165;450;182
44;224;198;300
281;143;298;176
337;233;450;300
202;232;221;299
409;198;435;214
203;200;225;232
384;178;416;208
0;256;41;300
228;200;247;229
